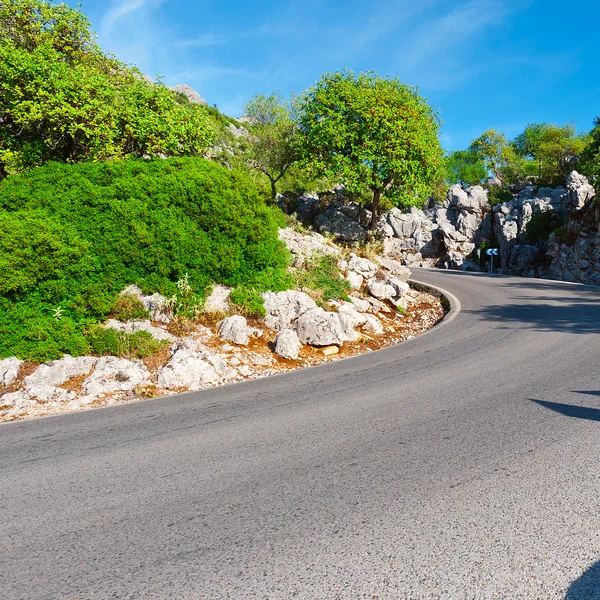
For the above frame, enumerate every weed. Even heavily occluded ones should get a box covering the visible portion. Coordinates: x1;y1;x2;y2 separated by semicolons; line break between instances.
112;294;149;322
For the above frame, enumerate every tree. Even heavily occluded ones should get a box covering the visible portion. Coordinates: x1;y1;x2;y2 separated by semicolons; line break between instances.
468;129;515;183
444;149;487;187
297;70;443;228
513;122;587;185
580;117;600;179
0;0;213;177
243;93;300;201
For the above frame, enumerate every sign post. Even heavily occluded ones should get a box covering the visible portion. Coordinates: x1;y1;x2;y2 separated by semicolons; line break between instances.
486;248;499;273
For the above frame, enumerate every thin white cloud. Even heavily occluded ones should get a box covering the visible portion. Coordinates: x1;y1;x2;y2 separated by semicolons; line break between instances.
176;33;231;48
101;0;162;36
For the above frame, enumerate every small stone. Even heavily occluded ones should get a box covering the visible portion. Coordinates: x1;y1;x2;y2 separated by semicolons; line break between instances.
322;346;339;356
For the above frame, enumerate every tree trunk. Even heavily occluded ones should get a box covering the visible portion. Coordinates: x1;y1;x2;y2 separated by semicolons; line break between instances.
270;178;277;202
370;189;382;230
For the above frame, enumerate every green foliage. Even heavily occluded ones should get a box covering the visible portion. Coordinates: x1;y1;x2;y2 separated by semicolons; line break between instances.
487;186;514;206
88;327;167;359
295;255;351;304
444;149;487;186
468;129;515;182
297;69;444;226
525;208;564;244
513;122;588;185
229;287;266;317
0;157;291;360
581;117;600;180
0;0;213;176
112;294;149;322
244;92;301;200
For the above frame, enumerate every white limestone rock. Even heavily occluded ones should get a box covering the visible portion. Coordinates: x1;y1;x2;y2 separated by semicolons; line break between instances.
295;307;346;346
25;355;97;402
262;290;317;332
82;357;150;398
274;329;302;360
158;348;221;391
104;319;176;342
218;315;249;345
0;358;22;388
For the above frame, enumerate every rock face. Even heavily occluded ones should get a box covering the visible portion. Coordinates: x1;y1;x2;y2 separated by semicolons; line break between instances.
0;358;22;388
274;330;302;360
314;202;371;242
205;285;232;314
218;316;249;346
567;171;596;210
168;84;207;105
295;307;347;346
278;227;338;267
263;290;317;332
377;207;439;260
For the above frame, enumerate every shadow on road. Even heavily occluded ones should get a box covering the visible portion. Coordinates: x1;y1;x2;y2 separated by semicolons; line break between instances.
530;399;600;422
565;559;600;599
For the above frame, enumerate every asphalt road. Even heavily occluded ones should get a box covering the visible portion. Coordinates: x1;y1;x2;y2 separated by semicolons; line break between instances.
2;270;600;600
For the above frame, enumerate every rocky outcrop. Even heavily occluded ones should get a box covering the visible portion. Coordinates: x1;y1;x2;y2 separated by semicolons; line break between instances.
314;202;371;242
168;84;207;105
278;228;338;267
567;171;595;210
105;319;176;342
158;346;222;391
82;357;150;398
120;285;172;323
263;290;317;332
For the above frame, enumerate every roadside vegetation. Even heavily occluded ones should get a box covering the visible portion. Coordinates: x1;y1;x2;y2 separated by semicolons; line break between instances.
0;0;598;364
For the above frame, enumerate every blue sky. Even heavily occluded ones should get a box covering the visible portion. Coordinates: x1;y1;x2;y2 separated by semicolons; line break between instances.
71;0;599;150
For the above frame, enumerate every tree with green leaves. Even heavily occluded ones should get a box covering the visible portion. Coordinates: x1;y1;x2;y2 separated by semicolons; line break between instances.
513;122;587;185
243;92;301;201
0;0;213;177
581;117;600;179
444;149;487;187
297;69;443;228
468;129;516;183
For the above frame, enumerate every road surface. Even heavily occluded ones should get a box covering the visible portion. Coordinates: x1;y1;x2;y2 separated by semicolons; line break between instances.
2;270;600;599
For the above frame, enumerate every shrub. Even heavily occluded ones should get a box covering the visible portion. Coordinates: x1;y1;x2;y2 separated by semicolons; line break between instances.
229;287;266;317
0;157;292;360
525;208;564;244
112;294;149;322
88;328;167;359
487;186;514;206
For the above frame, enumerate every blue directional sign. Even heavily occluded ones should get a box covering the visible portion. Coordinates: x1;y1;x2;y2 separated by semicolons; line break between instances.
486;248;499;256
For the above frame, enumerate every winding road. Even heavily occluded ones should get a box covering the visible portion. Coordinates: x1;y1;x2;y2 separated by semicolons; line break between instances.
2;270;600;599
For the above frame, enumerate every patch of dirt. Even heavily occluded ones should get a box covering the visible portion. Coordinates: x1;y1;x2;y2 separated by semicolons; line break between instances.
142;346;172;372
58;369;94;394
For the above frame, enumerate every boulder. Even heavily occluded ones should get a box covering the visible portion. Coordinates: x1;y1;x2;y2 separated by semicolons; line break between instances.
82;357;150;398
273;329;302;360
345;270;364;290
375;257;411;282
158;348;221;391
567;171;595;210
361;314;384;334
262;290;317;331
295;307;346;346
218;316;249;346
0;391;35;412
347;255;378;278
0;357;22;388
25;355;97;402
366;277;407;301
447;185;489;212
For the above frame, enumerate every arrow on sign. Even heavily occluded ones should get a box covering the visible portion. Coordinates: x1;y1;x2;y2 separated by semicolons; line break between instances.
486;248;499;256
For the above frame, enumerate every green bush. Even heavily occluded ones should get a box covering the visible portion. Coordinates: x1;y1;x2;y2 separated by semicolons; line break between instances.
88;328;167;359
525;208;564;244
0;157;292;360
487;186;514;206
229;287;266;317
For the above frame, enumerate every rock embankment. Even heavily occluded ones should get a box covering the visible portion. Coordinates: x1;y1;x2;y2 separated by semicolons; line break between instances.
0;229;446;422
